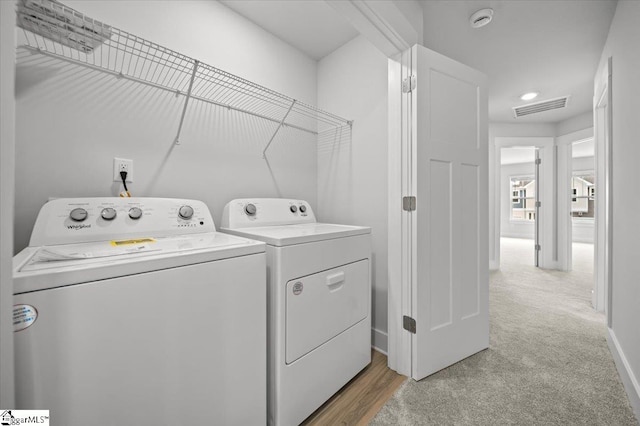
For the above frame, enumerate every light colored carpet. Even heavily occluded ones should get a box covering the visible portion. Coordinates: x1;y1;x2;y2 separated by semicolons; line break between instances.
371;238;637;425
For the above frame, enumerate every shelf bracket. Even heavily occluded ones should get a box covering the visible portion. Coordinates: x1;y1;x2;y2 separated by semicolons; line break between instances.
262;99;296;159
174;59;199;145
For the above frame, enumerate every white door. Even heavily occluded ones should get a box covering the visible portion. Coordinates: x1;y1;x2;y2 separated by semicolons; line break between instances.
404;45;489;380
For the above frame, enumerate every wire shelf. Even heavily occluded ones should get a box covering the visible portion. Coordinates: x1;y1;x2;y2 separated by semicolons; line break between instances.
17;0;352;147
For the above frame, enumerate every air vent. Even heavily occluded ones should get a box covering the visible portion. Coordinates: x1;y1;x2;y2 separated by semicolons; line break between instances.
513;96;570;118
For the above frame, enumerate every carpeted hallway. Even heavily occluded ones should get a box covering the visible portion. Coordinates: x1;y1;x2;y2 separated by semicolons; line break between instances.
371;238;637;425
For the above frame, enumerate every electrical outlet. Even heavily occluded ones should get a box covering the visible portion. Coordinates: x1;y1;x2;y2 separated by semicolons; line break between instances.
113;158;133;182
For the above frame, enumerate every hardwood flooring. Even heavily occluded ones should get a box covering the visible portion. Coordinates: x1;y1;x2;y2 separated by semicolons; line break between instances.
301;350;407;426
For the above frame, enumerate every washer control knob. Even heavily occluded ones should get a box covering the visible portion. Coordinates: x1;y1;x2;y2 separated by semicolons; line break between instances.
100;207;117;221
69;208;88;222
178;205;194;220
299;205;307;213
128;207;143;220
290;205;298;213
245;203;257;216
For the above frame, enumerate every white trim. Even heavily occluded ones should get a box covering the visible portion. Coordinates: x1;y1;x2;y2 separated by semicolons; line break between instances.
556;128;594;145
607;328;640;419
371;328;388;355
325;0;419;57
556;129;594;272
387;55;407;374
372;346;388;357
489;145;501;269
593;57;612;319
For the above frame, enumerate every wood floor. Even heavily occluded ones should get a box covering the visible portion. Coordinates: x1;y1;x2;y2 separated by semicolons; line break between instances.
301;350;407;426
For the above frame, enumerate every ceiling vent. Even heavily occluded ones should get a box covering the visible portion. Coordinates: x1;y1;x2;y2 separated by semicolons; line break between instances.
513;96;570;118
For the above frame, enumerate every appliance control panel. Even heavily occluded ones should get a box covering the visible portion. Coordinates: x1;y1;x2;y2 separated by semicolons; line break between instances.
221;198;316;229
29;198;215;246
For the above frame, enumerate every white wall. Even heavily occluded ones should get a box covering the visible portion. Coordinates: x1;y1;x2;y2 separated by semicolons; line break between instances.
596;0;640;416
556;111;593;136
0;0;16;408
317;36;389;353
14;1;319;252
500;162;535;239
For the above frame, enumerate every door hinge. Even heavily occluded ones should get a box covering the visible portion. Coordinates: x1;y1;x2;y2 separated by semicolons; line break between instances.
402;196;416;211
535;201;541;207
535;158;542;165
403;315;416;334
535;244;541;251
402;75;416;93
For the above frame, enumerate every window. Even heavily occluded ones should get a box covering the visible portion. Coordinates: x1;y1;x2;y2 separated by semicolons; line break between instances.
571;173;595;218
510;177;536;221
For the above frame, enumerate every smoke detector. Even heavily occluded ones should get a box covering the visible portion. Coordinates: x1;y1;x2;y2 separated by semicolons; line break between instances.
470;8;494;28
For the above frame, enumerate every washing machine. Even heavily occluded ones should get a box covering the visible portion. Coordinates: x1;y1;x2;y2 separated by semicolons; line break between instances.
13;197;267;426
221;198;371;426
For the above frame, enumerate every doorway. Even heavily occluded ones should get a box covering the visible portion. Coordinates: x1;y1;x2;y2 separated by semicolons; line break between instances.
569;139;596;278
499;146;540;267
493;137;554;271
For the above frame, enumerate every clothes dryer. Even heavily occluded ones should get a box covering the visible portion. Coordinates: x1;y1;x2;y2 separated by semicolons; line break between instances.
221;198;371;426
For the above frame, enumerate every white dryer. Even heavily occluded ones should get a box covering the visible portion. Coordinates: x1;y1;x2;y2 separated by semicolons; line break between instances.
221;198;371;426
13;197;266;426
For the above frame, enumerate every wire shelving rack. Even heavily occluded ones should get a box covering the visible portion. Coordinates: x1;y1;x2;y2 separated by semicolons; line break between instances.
16;0;352;152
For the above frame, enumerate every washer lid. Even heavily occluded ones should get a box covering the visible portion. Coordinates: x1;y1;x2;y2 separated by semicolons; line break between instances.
13;232;265;294
221;223;370;247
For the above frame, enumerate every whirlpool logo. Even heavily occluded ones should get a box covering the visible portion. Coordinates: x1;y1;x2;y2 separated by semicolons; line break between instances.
67;224;91;230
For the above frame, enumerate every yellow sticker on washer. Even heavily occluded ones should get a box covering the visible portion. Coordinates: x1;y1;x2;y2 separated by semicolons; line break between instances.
110;238;156;246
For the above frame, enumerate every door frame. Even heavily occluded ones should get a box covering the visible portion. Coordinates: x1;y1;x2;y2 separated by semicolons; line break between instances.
555;129;594;272
493;137;556;270
387;51;412;376
594;57;613;321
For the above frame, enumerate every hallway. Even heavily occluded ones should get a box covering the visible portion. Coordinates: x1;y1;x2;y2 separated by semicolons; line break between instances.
371;238;636;425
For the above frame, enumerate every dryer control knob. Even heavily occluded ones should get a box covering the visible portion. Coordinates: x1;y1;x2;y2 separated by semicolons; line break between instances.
101;208;117;221
128;207;143;220
178;205;194;220
299;205;307;213
289;205;298;213
69;208;88;222
245;203;257;216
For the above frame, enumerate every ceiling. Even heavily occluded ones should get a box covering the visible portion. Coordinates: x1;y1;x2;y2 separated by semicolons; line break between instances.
219;0;358;60
220;0;616;124
422;0;616;123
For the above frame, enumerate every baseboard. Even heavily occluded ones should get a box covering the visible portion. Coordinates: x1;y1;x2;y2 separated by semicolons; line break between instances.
372;328;388;355
606;328;640;420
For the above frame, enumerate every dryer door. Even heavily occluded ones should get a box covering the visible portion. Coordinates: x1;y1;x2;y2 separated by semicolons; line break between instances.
285;259;369;364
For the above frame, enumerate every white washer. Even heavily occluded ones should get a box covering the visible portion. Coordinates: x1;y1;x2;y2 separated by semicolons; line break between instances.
13;197;267;425
221;198;371;426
